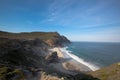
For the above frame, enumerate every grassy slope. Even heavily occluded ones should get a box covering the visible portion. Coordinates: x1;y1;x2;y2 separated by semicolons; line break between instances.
0;31;60;40
88;63;120;80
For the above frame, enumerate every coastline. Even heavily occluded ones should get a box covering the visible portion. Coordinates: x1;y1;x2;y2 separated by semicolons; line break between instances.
60;47;100;71
50;47;95;72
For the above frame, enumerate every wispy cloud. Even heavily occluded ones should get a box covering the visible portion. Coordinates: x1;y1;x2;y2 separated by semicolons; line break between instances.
42;0;118;29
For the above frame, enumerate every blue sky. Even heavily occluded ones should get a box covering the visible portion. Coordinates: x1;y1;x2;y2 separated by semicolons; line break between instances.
0;0;120;42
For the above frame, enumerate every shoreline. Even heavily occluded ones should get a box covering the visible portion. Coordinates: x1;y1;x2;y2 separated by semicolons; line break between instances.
60;47;100;71
50;47;95;72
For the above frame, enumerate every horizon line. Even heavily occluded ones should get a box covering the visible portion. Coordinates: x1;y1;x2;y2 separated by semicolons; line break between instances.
71;41;120;43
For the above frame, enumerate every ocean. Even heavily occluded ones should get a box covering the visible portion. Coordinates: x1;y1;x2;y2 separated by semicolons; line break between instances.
61;42;120;71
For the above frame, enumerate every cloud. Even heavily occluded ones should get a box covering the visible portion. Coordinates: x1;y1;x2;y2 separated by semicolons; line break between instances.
43;0;118;29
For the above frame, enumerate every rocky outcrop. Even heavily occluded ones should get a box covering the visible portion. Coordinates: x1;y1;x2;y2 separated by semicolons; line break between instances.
46;35;70;47
45;52;59;63
0;31;71;80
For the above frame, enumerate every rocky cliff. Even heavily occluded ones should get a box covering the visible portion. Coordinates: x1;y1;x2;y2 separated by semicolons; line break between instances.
0;31;71;80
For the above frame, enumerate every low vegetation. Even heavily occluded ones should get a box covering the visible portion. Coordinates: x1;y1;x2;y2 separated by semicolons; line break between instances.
88;63;120;80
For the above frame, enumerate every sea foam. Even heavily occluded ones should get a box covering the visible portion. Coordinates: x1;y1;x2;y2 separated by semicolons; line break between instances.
60;47;99;71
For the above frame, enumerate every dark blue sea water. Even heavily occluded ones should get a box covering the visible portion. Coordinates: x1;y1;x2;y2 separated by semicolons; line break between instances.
66;42;120;69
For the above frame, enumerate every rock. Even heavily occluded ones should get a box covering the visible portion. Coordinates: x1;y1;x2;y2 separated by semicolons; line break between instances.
45;52;59;63
40;71;60;80
45;34;70;47
46;39;55;47
117;63;120;66
61;77;64;80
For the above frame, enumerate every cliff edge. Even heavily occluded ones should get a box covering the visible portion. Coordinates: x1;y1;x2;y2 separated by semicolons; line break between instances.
0;31;70;47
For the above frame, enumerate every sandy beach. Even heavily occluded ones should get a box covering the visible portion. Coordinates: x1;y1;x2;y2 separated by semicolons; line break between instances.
49;47;92;74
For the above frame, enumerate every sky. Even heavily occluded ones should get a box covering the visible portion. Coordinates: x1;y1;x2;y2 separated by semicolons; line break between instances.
0;0;120;42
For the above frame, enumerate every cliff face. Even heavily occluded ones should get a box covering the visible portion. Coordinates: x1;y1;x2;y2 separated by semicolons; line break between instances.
46;35;70;47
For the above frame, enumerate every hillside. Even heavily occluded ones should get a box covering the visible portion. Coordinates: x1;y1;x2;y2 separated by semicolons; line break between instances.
0;31;60;40
88;63;120;80
0;31;70;47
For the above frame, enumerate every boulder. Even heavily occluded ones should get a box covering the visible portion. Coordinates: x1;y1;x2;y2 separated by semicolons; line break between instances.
45;52;59;63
